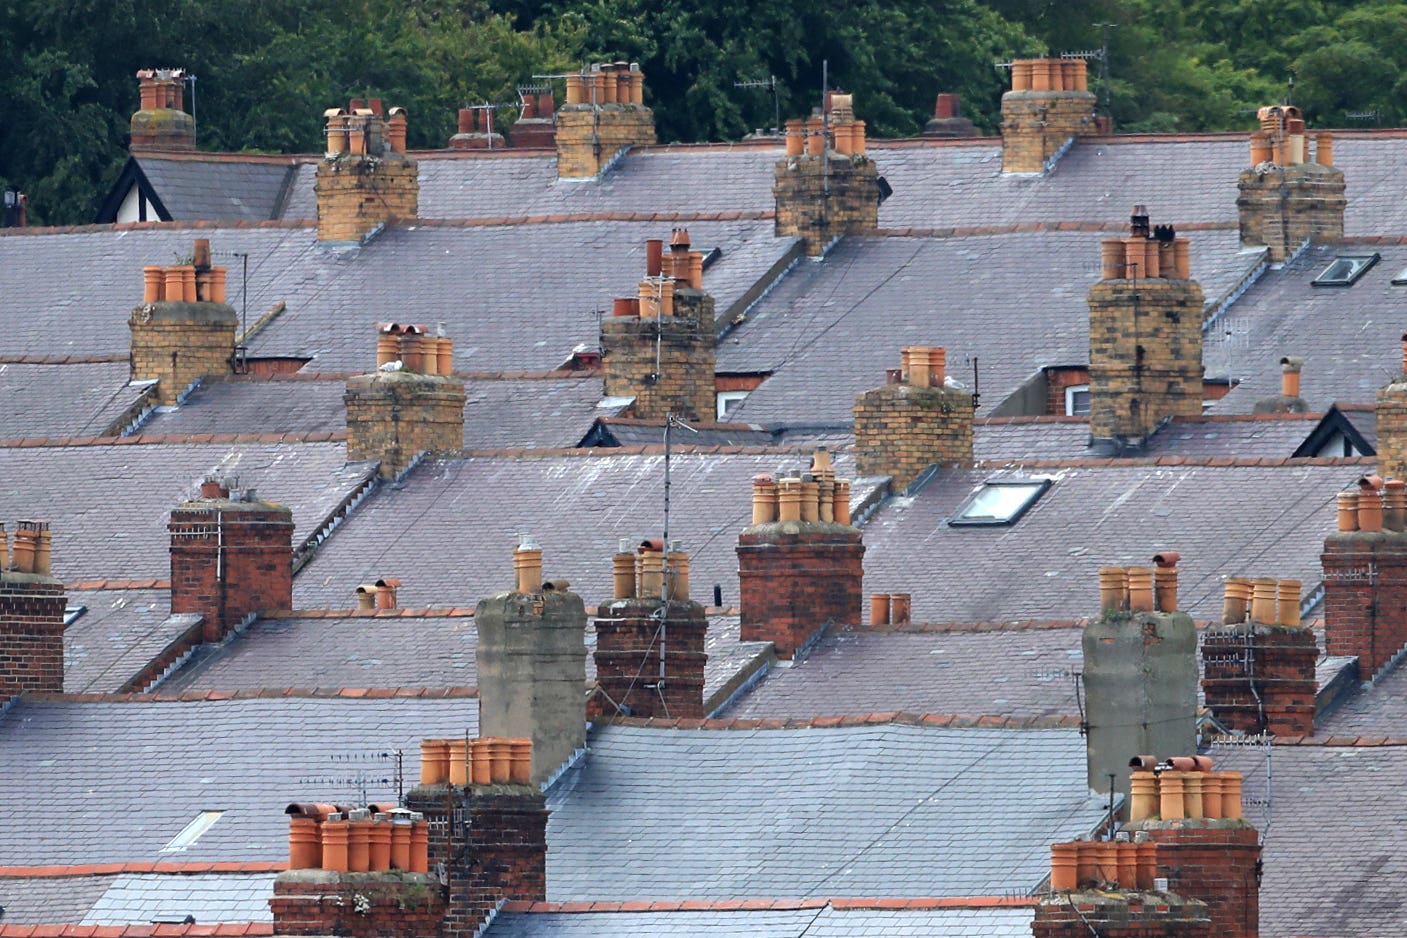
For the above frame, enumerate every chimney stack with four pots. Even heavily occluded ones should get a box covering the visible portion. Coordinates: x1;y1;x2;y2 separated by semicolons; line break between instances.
130;238;238;406
853;347;974;490
774;92;880;255
315;101;418;242
130;68;195;151
555;62;656;179
1000;58;1098;174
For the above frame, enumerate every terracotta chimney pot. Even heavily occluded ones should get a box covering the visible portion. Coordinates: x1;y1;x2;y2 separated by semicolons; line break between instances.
1358;485;1384;533
368;818;393;872
1222;577;1249;625
1010;60;1034;92
1050;843;1078;891
1277;579;1301;627
488;737;511;783
320;819;350;872
346;816;372;872
1116;841;1138;889
565;74;585;105
409;819;429;873
469;737;492;785
1159;771;1187;820
785;118;804;157
1316;131;1334;167
1126;566;1154;612
869;593;890;626
1135;839;1157;889
638;545;664;598
1100;240;1124;280
288;817;321;870
509;738;533;783
799;478;820;522
1280;356;1303;398
515;539;544;594
777;477;803;522
889;592;912;625
1336;490;1359;531
1220;771;1244;819
666;549;690;601
1250;577;1278;625
1129;770;1158;821
805;116;826;156
1201;773;1225;819
833;479;852;525
1173;238;1191;280
751;474;778;525
447;737;468;786
1384;478;1407;531
612;549;637;599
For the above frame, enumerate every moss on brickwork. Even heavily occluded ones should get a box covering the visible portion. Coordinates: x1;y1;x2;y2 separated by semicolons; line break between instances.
346;371;466;477
1000;90;1098;173
774;153;879;255
315;154;419;242
853;383;974;489
1236;163;1345;261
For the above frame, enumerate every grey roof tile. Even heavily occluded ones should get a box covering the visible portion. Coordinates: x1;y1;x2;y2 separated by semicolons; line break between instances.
137;157;296;223
1317;661;1407;736
64;588;181;693
0;362;149;440
0;874;113;924
487;905;1035;938
1142;416;1323;458
82;871;277;924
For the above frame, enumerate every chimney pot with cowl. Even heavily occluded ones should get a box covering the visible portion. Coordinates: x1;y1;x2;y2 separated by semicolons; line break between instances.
1237;105;1345;262
130;68;195;151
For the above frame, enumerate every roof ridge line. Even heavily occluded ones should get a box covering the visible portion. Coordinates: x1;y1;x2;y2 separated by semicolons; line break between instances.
406;210;773;229
975;455;1374;469
602;712;1082;730
0;860;286;877
22;687;479;703
500;895;1040;913
0;431;348;449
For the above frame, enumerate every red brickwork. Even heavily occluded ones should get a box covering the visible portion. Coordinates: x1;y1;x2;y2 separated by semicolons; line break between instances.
1128;822;1261;938
774;155;880;255
0;574;66;696
1201;625;1318;736
737;527;864;658
1322;532;1407;680
1237;165;1345;262
270;873;444;937
1032;892;1211;938
591;599;708;719
1045;367;1091;416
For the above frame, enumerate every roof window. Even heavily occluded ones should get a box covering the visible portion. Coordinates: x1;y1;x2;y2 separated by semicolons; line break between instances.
1312;253;1378;287
948;479;1051;527
161;810;225;852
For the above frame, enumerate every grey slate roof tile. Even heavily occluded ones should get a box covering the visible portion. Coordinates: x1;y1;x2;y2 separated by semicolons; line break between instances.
81;871;276;924
1142;416;1323;458
64;588;180;693
0;362;149;440
137;158;296;223
1317;661;1407;735
975;421;1093;462
487;905;1035;938
0;874;113;925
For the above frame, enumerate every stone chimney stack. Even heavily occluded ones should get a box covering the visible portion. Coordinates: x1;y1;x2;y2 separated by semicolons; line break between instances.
1084;561;1198;801
590;540;709;720
1237;106;1345;262
1375;335;1407;480
0;521;66;697
131;68;195;151
130;238;238;406
1323;474;1407;681
1088;209;1205;451
774;93;880;255
1202;574;1317;736
315;101;418;243
475;538;588;784
853;346;974;490
555;62;656;179
600;230;716;422
737;449;864;658
345;323;467;478
1000;58;1097;173
169;478;294;644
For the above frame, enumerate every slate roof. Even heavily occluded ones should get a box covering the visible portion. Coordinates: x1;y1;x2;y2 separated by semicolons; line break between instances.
0;441;376;580
64;588;184;693
975;419;1092;462
1316;661;1407;735
0;696;478;865
136;157;298;223
140;380;348;437
586;419;777;448
81;872;277;924
860;461;1350;624
1141;415;1323;458
0;875;112;926
720;230;1263;424
0;362;149;440
545;722;1106;900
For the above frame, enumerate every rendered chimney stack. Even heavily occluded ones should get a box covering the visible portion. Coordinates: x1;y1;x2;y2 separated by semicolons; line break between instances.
555;62;656;178
1323;472;1407;681
1000;58;1097;174
130;68;195;151
346;323;466;478
923;92;977;138
129;239;238;406
737;449;864;658
475;539;588;784
854;347;974;489
774;92;880;255
0;520;67;697
1237;105;1345;262
1088;211;1205;451
315;101;419;242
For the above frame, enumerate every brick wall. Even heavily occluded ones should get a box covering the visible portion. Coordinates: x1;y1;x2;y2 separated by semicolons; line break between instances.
1201;625;1318;736
1045;366;1091;415
853;383;975;490
1322;532;1407;680
129;302;238;405
1088;278;1205;445
1126;821;1261;938
169;496;294;643
1032;892;1211;938
591;598;708;719
1377;381;1407;480
555;107;656;179
315;154;419;242
0;573;66;696
774;154;879;255
271;871;444;937
737;527;864;658
1000;91;1098;173
1236;165;1345;262
345;372;467;478
600;291;715;423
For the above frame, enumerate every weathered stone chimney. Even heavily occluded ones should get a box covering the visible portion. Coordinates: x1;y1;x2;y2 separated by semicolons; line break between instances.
923;93;977;138
854;346;974;490
737;449;864;658
555;62;656;179
0;521;66;697
475;538;588;783
170;478;294;643
600;230;716;422
1088;208;1205;451
1000;58;1097;173
1084;562;1198;801
345;324;467;478
1375;335;1407;480
1237;106;1344;262
315;101;418;243
508;90;556;148
130;238;237;405
590;540;708;719
131;68;195;151
774;93;880;255
1323;474;1407;681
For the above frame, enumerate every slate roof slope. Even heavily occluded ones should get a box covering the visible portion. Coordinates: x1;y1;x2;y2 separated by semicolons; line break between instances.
0;696;478;865
975;419;1093;462
0;441;376;580
82;872;277;924
140;380;349;437
292;450;867;611
136;157;297;223
860;461;1349;624
0;876;112;926
63;588;181;693
1316;660;1407;735
0;362;149;440
545;722;1106;900
1140;415;1323;458
720;229;1262;424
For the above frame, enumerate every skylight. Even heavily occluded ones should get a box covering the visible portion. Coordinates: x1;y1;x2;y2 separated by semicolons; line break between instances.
948;479;1051;527
161;810;225;852
1312;253;1378;287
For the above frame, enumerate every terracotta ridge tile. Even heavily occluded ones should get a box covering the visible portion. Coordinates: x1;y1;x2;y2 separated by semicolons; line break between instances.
0;861;284;877
974;455;1374;470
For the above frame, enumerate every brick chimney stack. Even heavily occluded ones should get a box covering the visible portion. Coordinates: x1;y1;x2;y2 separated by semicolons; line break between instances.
1237;106;1345;262
590;539;709;720
1323;474;1407;681
169;477;294;643
1374;335;1407;480
600;230;716;422
1084;560;1198;801
854;346;974;490
130;238;238;406
555;62;656;179
774;93;880;255
1088;208;1205;451
315;101;418;243
1202;574;1317;736
1000;58;1097;173
448;106;506;150
0;521;66;697
475;538;588;783
737;448;864;658
508;90;556;148
130;68;195;151
345;323;467;478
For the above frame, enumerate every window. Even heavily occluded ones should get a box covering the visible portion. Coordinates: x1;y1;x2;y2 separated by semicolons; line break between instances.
1064;384;1090;416
716;390;749;421
1312;253;1378;287
948;479;1052;527
161;810;225;852
1391;265;1407;286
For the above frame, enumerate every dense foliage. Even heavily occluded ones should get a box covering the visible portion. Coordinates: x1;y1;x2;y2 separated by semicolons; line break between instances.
1;0;1401;224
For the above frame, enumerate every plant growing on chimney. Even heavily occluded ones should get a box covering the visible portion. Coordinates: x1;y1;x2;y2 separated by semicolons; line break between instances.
353;892;372;914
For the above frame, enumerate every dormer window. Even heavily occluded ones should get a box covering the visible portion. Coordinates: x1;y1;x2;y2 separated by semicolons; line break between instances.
948;479;1051;527
1312;253;1378;287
